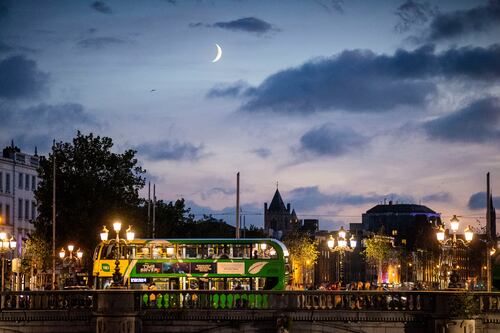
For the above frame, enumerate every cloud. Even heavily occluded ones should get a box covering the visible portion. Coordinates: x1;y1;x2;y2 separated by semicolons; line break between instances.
190;17;277;35
200;187;236;200
394;0;438;33
234;44;500;114
206;80;249;98
0;55;49;100
468;192;500;210
251;148;271;159
186;200;262;227
287;186;415;211
314;0;344;14
421;192;452;203
298;123;368;157
0;103;99;151
77;37;127;49
136;140;205;161
0;0;9;20
91;1;112;14
422;0;500;42
424;97;500;143
0;40;13;54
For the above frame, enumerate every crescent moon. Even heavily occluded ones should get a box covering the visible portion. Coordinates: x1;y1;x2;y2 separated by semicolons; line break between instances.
212;43;222;63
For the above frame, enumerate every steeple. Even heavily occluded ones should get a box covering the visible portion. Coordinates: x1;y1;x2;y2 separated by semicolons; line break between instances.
268;189;287;212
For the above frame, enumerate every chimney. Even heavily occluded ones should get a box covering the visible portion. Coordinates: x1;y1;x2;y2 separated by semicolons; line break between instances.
287;203;291;213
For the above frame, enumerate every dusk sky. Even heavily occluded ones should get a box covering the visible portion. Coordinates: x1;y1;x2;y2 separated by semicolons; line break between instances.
1;0;500;231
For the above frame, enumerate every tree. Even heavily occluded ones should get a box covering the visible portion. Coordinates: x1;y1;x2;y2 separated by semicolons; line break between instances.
283;230;319;288
362;235;399;284
34;132;146;269
21;234;52;289
151;199;194;238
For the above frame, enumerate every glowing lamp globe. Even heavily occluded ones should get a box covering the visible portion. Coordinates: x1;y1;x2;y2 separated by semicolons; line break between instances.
450;215;460;233
338;227;346;239
327;236;334;249
464;226;473;242
436;227;445;242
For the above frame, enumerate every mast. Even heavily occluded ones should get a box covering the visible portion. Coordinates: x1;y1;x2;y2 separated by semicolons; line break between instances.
236;172;240;239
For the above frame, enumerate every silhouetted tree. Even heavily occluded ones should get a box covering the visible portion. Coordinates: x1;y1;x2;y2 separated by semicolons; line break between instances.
34;132;146;269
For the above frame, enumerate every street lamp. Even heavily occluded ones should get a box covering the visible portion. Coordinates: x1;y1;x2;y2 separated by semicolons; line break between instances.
435;215;473;289
59;244;83;287
99;221;135;288
327;227;357;284
0;231;16;292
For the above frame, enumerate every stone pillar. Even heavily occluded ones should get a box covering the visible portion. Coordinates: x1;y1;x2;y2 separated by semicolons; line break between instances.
96;290;142;333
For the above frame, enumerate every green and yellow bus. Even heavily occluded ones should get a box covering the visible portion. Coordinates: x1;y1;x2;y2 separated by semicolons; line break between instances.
93;238;290;291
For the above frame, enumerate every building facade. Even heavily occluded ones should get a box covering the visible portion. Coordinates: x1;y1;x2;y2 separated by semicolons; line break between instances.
0;146;39;254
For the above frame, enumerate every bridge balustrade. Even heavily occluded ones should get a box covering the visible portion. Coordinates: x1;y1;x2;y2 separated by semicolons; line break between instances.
0;290;96;311
138;290;432;312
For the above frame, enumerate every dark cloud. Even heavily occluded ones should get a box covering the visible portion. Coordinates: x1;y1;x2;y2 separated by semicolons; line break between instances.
394;0;438;32
422;192;452;203
91;1;112;14
0;40;13;54
468;192;500;210
287;186;415;211
235;44;500;114
423;0;500;42
424;97;500;143
0;55;49;100
187;200;262;227
251;148;271;159
136;140;205;161
0;41;38;55
77;37;127;49
206;80;249;98
315;0;344;14
0;103;99;152
190;17;277;35
298;123;368;157
0;0;9;20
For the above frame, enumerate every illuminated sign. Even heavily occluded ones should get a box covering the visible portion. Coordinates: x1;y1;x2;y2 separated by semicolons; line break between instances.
131;277;147;283
137;263;162;273
102;263;110;272
191;263;215;274
217;262;244;274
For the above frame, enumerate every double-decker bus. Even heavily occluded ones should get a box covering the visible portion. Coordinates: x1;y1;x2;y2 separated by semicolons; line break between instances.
92;238;290;291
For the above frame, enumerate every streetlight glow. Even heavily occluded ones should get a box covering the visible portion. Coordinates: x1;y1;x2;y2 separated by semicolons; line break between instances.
450;215;460;233
126;226;135;241
327;235;334;249
338;226;346;239
113;221;122;232
100;226;109;241
68;244;74;252
59;248;65;259
436;226;445;242
77;248;83;259
349;235;357;248
464;226;474;242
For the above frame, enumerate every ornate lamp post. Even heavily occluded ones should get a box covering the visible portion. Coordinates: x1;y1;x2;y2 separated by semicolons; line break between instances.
99;221;135;288
0;231;16;292
436;215;473;289
327;226;357;285
58;244;83;287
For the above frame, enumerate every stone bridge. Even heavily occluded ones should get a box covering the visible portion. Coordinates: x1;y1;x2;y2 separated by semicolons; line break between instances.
1;290;500;332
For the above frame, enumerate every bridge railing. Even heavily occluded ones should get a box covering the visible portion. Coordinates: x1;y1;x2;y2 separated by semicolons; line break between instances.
0;290;97;311
138;290;435;312
1;290;500;315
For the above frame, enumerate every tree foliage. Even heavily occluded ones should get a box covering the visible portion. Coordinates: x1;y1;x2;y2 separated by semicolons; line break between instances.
362;235;397;264
34;132;146;267
283;231;319;269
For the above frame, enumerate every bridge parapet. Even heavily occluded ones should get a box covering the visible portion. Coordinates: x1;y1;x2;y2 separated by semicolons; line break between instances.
1;290;500;332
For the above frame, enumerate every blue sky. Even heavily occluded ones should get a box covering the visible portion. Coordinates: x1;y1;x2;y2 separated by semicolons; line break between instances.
1;0;500;231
